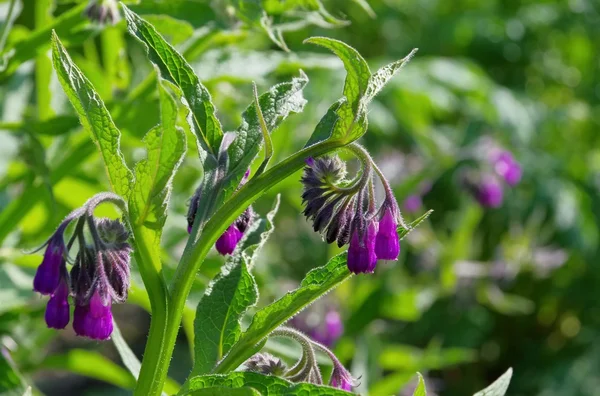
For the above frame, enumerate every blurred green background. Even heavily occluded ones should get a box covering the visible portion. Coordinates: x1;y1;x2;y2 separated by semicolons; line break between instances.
1;0;599;395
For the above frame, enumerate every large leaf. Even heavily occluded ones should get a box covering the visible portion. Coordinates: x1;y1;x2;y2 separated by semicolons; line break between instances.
192;259;258;375
130;81;186;230
223;73;308;200
51;32;133;198
215;253;352;373
192;198;280;375
362;49;418;105
122;5;223;158
304;37;370;143
181;372;352;395
473;368;512;396
303;98;345;148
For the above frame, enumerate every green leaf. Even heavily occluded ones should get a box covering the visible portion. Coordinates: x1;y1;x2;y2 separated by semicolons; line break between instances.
215;253;352;373
39;349;136;390
304;37;370;143
363;49;418;105
122;5;223;157
473;368;513;396
223;73;308;199
412;373;427;396
192;258;259;375
189;387;261;396
182;372;352;395
130;81;186;230
303;98;345;148
192;197;280;375
51;32;133;198
398;210;433;240
0;345;27;394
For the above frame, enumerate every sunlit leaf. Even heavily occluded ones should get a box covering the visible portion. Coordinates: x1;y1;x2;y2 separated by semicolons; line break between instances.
473;368;513;396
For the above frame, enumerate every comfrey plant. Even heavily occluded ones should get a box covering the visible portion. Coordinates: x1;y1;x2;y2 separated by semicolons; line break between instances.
35;5;437;395
33;193;130;340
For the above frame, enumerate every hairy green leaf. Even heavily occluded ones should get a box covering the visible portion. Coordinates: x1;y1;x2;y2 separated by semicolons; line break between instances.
130;81;186;230
188;387;261;396
192;259;258;375
182;372;352;395
215;253;352;373
473;368;512;396
223;73;308;198
51;32;133;198
122;5;223;157
303;98;345;147
412;373;427;396
363;49;418;105
398;209;433;240
192;197;280;375
304;37;370;143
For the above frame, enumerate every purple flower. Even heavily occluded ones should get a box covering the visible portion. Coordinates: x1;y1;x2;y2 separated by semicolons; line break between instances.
44;272;70;329
375;207;400;260
347;220;378;274
493;151;522;186
73;291;113;340
216;225;243;255
330;365;354;391
312;310;344;346
403;194;422;213
476;176;504;208
33;231;66;295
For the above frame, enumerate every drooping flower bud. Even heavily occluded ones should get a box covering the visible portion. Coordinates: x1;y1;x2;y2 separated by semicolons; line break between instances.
33;228;68;295
44;271;70;330
476;175;504;208
347;218;378;274
73;290;113;340
329;362;355;391
375;205;400;260
215;224;243;255
244;353;287;376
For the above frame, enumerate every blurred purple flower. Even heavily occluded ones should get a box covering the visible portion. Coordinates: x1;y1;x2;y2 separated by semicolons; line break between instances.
476;176;504;208
492;151;522;187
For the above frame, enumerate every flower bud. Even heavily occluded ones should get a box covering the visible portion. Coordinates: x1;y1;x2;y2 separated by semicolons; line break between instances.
476;175;504;208
347;219;378;274
44;272;70;330
73;291;113;340
375;206;400;260
244;353;287;376
215;225;243;255
33;230;67;295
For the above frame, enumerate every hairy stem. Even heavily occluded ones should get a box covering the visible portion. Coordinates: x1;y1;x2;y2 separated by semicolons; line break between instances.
134;139;344;396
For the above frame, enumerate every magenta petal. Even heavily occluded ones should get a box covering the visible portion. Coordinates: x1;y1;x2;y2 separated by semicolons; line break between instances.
375;209;400;260
215;225;243;255
73;292;113;340
45;278;70;329
33;238;65;295
347;221;378;274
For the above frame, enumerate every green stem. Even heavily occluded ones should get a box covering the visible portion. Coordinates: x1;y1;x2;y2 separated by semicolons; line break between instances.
133;139;344;396
130;225;170;396
0;0;17;52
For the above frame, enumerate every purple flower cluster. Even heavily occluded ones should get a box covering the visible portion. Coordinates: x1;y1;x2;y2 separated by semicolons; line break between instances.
301;153;406;274
32;199;131;340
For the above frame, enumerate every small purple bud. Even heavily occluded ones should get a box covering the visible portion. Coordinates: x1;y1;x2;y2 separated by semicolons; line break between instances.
33;232;66;295
347;220;378;274
375;208;400;260
215;225;243;255
403;194;422;213
44;275;70;329
305;157;315;167
476;176;504;208
330;365;354;391
493;151;522;187
73;291;113;340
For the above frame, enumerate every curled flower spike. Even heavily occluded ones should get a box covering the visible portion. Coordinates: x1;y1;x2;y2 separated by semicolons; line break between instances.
31;192;131;340
301;143;408;274
244;353;287;376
